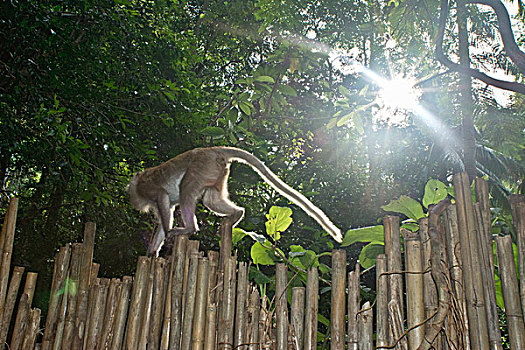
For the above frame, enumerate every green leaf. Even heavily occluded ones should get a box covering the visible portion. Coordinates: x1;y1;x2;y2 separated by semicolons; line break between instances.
251;267;272;284
250;241;276;265
327;117;338;129
200;127;225;138
338;85;352;97
245;231;266;244
232;228;247;246
422;179;448;209
382;195;425;221
164;91;176;102
401;222;419;232
359;243;385;269
337;112;354;127
341;225;384;247
254;75;275;84
238;101;253;116
289;245;318;269
353;114;364;134
265;206;293;241
277;84;297;97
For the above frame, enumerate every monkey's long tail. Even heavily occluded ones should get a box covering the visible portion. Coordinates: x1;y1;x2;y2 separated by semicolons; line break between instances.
224;147;343;243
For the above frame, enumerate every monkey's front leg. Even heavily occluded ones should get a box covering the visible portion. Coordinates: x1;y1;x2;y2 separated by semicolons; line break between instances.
148;225;166;256
148;192;173;256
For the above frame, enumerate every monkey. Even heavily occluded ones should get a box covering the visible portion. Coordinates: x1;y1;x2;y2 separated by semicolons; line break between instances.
128;146;342;255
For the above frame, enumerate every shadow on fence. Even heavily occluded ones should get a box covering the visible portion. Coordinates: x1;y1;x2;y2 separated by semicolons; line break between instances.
0;174;524;349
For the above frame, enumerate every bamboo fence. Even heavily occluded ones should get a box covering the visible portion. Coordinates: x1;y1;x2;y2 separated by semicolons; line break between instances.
0;174;524;349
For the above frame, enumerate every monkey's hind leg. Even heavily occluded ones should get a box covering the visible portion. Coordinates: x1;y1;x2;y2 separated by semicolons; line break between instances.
202;187;245;226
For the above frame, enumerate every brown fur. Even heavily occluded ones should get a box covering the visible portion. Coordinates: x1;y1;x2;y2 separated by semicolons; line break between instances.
129;146;342;255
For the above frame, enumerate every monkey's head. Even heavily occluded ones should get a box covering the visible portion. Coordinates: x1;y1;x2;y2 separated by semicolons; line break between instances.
127;172;152;212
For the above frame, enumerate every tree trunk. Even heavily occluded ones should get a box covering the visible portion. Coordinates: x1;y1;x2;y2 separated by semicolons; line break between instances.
458;0;477;181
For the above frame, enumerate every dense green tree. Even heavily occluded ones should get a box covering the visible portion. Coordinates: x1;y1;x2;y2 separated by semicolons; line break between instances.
1;0;524;313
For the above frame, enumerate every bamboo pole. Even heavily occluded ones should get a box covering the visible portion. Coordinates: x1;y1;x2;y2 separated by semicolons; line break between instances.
204;251;219;350
403;228;425;349
375;255;388;348
183;241;200;318
358;302;373;350
275;263;288;350
60;243;83;348
18;273;38;348
9;293;29;350
234;262;248;350
0;198;18;324
474;203;503;350
24;272;38;305
418;218;437;320
169;235;189;350
100;277;120;350
304;267;318;350
85;278;109;350
160;250;175;350
443;205;470;349
453;173;489;349
388;300;407;350
72;222;96;349
22;308;41;350
204;305;218;350
510;198;525;318
219;219;234;272
0;266;23;346
111;276;133;350
291;287;305;350
247;287;260;350
258;296;270;349
53;251;81;350
331;249;346;350
181;252;200;350
475;179;494;269
148;257;168;350
17;270;37;343
218;255;237;350
125;256;151;350
347;263;360;350
191;257;209;350
384;215;404;322
496;235;525;348
82;261;101;348
42;244;72;350
138;260;155;350
459;179;490;350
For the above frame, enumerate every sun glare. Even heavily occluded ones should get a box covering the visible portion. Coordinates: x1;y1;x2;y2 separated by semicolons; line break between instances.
378;78;421;111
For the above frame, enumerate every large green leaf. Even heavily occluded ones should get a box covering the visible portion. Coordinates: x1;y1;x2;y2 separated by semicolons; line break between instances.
232;227;247;246
265;206;293;241
422;179;448;209
341;225;384;247
289;245;319;269
250;241;276;265
382;195;425;221
359;243;385;269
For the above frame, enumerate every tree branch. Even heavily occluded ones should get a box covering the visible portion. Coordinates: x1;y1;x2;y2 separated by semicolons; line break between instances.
436;0;525;94
468;0;525;72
